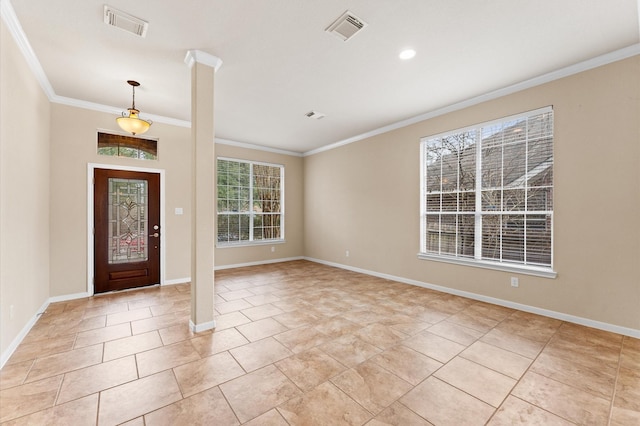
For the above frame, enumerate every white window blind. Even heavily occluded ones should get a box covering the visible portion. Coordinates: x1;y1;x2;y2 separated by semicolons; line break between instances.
217;158;284;245
420;107;554;274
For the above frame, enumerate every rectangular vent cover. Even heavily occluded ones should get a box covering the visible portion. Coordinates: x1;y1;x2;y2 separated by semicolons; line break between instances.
325;11;367;41
305;111;326;120
104;5;148;37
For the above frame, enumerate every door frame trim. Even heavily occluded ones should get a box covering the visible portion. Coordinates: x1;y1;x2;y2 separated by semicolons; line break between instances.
87;163;166;295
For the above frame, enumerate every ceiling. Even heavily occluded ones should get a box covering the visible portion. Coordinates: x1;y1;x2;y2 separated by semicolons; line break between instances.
6;0;640;154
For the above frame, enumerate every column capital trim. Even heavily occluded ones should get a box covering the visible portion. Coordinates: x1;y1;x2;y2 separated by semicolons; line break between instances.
184;50;223;72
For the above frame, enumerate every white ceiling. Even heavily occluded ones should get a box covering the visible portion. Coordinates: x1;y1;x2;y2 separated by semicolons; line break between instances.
5;0;640;154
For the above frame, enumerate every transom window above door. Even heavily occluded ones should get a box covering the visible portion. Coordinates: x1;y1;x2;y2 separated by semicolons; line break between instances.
97;132;158;160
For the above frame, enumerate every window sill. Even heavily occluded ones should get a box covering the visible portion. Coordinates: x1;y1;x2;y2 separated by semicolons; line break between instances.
217;239;286;249
417;253;557;279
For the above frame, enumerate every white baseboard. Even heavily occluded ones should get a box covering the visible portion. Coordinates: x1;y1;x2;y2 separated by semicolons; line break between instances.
1;291;95;368
189;319;216;333
1;298;49;369
304;257;640;339
48;292;91;304
164;277;191;286
214;256;304;271
5;255;634;369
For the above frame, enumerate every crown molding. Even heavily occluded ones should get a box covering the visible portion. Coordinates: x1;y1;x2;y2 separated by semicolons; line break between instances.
2;0;191;129
215;138;303;157
52;95;191;128
4;0;638;156
1;0;55;98
303;43;640;157
184;50;223;72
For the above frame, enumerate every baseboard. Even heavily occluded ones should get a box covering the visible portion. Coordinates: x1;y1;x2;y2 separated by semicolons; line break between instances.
189;319;216;333
164;277;191;286
48;292;91;304
1;291;94;368
5;256;633;369
214;256;305;271
0;298;50;369
304;257;640;339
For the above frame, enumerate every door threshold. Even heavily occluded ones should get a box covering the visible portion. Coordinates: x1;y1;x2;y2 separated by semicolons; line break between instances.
93;283;160;297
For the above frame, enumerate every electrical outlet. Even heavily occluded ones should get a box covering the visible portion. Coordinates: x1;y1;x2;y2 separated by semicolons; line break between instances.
511;277;519;288
271;246;275;253
345;250;350;257
10;304;14;319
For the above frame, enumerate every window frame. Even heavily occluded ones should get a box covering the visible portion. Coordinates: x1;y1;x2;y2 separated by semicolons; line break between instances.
418;106;556;278
97;132;158;160
216;157;285;247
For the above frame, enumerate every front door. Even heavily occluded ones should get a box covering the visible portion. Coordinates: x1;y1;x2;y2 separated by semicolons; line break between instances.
94;168;160;293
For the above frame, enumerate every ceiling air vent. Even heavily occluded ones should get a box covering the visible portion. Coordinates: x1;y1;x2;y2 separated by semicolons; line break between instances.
104;5;149;38
325;11;367;41
305;111;326;120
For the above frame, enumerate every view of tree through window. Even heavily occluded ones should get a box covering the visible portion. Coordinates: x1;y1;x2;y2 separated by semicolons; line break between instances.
217;158;283;245
97;132;157;160
421;107;553;269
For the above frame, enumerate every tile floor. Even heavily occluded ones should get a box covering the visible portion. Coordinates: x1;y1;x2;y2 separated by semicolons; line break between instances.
1;260;638;425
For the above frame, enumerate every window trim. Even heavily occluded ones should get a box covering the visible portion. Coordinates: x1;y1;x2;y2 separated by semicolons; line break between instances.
417;252;557;278
216;157;285;247
97;131;158;160
418;106;556;278
217;239;287;249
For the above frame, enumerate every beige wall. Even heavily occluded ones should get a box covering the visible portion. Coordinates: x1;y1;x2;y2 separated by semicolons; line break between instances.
48;105;193;296
0;20;51;356
214;144;305;267
48;106;306;295
1;9;637;362
304;56;640;330
47;105;306;299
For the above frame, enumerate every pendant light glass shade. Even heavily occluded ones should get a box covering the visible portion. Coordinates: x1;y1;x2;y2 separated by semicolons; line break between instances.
117;109;151;135
117;80;152;135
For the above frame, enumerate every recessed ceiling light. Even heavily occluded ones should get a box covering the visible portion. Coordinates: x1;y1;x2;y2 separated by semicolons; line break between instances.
399;49;416;60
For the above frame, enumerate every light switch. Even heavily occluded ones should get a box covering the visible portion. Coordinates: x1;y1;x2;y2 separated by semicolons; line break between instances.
175;207;183;215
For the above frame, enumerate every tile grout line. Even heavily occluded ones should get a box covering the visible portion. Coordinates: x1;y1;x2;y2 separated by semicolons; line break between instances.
606;337;625;426
95;390;102;426
424;327;501;421
216;382;244;425
488;320;577;424
533;327;623;404
4;265;636;424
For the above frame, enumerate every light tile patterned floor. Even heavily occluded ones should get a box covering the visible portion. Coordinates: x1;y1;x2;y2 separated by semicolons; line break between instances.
1;260;639;425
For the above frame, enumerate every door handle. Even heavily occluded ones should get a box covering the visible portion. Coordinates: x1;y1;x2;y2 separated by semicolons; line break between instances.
149;232;159;238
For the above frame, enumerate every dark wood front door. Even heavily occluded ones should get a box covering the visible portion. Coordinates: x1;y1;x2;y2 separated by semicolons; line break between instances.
94;168;160;293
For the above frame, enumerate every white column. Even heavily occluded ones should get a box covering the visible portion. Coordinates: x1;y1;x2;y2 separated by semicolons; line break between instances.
184;50;222;332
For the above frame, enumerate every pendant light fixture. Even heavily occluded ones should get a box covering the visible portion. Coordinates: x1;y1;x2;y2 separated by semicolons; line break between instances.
116;80;152;135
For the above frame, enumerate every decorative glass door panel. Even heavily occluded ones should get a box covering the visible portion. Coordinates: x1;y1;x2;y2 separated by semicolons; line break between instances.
94;169;160;293
108;178;148;264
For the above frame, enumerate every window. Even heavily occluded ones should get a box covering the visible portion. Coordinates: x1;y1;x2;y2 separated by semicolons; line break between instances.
217;158;284;245
420;107;554;276
98;132;157;160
